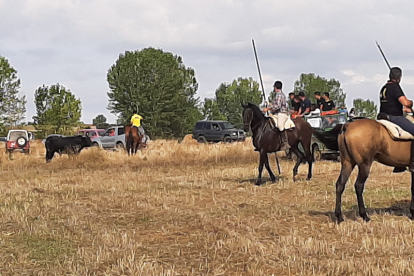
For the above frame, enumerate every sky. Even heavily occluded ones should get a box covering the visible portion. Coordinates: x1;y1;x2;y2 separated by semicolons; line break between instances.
2;0;414;124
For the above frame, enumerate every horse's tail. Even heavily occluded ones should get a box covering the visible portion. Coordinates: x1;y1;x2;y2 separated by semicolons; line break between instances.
338;123;356;163
312;124;344;151
126;129;134;154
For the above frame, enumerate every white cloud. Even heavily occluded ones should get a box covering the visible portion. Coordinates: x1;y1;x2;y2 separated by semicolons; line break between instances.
2;0;414;123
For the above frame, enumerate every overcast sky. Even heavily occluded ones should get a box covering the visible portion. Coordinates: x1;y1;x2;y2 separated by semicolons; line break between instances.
2;0;414;123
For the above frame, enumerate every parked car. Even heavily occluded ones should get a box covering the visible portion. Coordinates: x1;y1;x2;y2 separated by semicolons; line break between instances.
5;130;30;154
91;126;125;149
76;129;106;139
192;120;245;143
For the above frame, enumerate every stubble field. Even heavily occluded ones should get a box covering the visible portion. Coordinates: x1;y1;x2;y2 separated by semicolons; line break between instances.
0;138;414;275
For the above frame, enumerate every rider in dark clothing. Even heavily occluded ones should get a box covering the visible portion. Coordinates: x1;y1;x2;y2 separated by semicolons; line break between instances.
314;91;325;110
379;67;414;172
322;92;335;111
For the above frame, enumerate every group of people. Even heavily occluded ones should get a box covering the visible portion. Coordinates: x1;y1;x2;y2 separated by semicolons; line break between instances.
287;91;336;118
262;81;341;150
264;66;414;173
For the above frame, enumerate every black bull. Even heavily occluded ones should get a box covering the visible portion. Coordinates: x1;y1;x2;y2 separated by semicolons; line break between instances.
45;136;92;162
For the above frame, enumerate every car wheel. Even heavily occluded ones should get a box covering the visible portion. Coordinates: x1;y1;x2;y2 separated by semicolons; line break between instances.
197;136;207;143
312;144;322;161
16;136;27;148
223;136;232;143
92;142;99;147
116;142;124;150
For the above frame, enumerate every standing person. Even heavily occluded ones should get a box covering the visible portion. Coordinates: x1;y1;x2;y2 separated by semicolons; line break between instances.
288;92;296;112
338;105;348;114
322;92;335;111
262;81;290;151
314;91;324;111
297;91;311;117
379;67;414;172
130;112;146;143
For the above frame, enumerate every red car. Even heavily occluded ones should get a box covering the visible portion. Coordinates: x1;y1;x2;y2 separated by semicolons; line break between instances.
5;130;30;154
76;129;106;139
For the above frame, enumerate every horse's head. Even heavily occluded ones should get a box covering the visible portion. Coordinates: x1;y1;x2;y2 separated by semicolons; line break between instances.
241;103;254;132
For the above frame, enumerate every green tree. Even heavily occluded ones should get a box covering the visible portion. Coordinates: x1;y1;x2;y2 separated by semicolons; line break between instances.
93;114;109;129
293;73;346;106
93;114;107;125
202;77;262;128
33;84;82;133
353;98;377;119
202;98;226;121
0;57;27;127
107;47;202;138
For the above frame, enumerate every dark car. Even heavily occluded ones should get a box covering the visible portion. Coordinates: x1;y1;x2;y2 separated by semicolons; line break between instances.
192;120;245;143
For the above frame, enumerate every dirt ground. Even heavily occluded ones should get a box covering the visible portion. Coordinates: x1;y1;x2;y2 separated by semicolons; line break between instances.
0;139;413;275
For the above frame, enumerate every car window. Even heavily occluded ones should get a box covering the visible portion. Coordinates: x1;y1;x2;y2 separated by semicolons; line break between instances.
8;131;27;140
98;131;105;136
105;128;115;136
118;127;125;135
195;123;205;130
86;131;95;137
220;122;234;129
212;123;220;130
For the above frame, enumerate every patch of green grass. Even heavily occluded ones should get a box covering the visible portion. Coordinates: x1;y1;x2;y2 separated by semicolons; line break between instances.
14;233;76;264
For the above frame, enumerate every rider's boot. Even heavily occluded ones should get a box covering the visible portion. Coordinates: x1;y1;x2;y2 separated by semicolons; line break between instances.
279;130;290;152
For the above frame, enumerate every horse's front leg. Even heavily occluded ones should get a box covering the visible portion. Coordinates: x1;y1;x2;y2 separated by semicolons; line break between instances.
264;153;277;183
410;172;414;219
256;152;266;186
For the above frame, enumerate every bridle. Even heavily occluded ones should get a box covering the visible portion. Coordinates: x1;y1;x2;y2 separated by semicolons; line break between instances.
243;108;262;132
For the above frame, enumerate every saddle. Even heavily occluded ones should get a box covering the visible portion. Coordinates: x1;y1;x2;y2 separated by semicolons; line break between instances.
377;119;414;140
268;114;295;131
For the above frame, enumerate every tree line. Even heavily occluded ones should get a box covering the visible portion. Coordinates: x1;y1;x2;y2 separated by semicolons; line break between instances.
0;48;377;138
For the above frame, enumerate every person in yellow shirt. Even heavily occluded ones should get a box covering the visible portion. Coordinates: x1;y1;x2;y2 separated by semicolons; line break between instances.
130;113;146;143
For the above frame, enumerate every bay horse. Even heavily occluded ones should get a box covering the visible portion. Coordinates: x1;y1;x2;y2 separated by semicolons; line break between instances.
335;118;414;223
124;125;143;156
242;103;314;184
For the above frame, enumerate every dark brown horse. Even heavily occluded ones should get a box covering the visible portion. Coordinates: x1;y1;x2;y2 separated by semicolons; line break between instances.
242;103;314;184
124;125;143;156
335;119;414;223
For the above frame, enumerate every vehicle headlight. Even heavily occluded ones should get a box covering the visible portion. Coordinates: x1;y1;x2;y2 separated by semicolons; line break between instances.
232;131;237;136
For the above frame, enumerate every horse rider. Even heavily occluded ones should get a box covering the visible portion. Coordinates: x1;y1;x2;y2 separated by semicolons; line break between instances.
130;112;146;143
262;80;290;151
378;67;414;172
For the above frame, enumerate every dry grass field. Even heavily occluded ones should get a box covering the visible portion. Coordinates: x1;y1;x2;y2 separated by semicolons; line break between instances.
0;137;414;275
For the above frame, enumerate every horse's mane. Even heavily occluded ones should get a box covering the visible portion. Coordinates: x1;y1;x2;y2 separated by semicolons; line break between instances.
247;103;265;120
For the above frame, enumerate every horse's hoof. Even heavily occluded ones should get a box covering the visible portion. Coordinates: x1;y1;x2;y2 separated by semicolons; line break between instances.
336;217;344;224
306;176;312;181
255;180;262;186
362;215;371;222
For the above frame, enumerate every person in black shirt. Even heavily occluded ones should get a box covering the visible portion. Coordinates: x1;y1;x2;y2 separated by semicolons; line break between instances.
288;92;295;111
292;96;302;116
379;67;414;172
314;91;324;110
298;91;311;117
322;92;335;111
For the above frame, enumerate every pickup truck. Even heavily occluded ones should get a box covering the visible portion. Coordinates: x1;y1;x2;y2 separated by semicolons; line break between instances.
91;126;125;150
